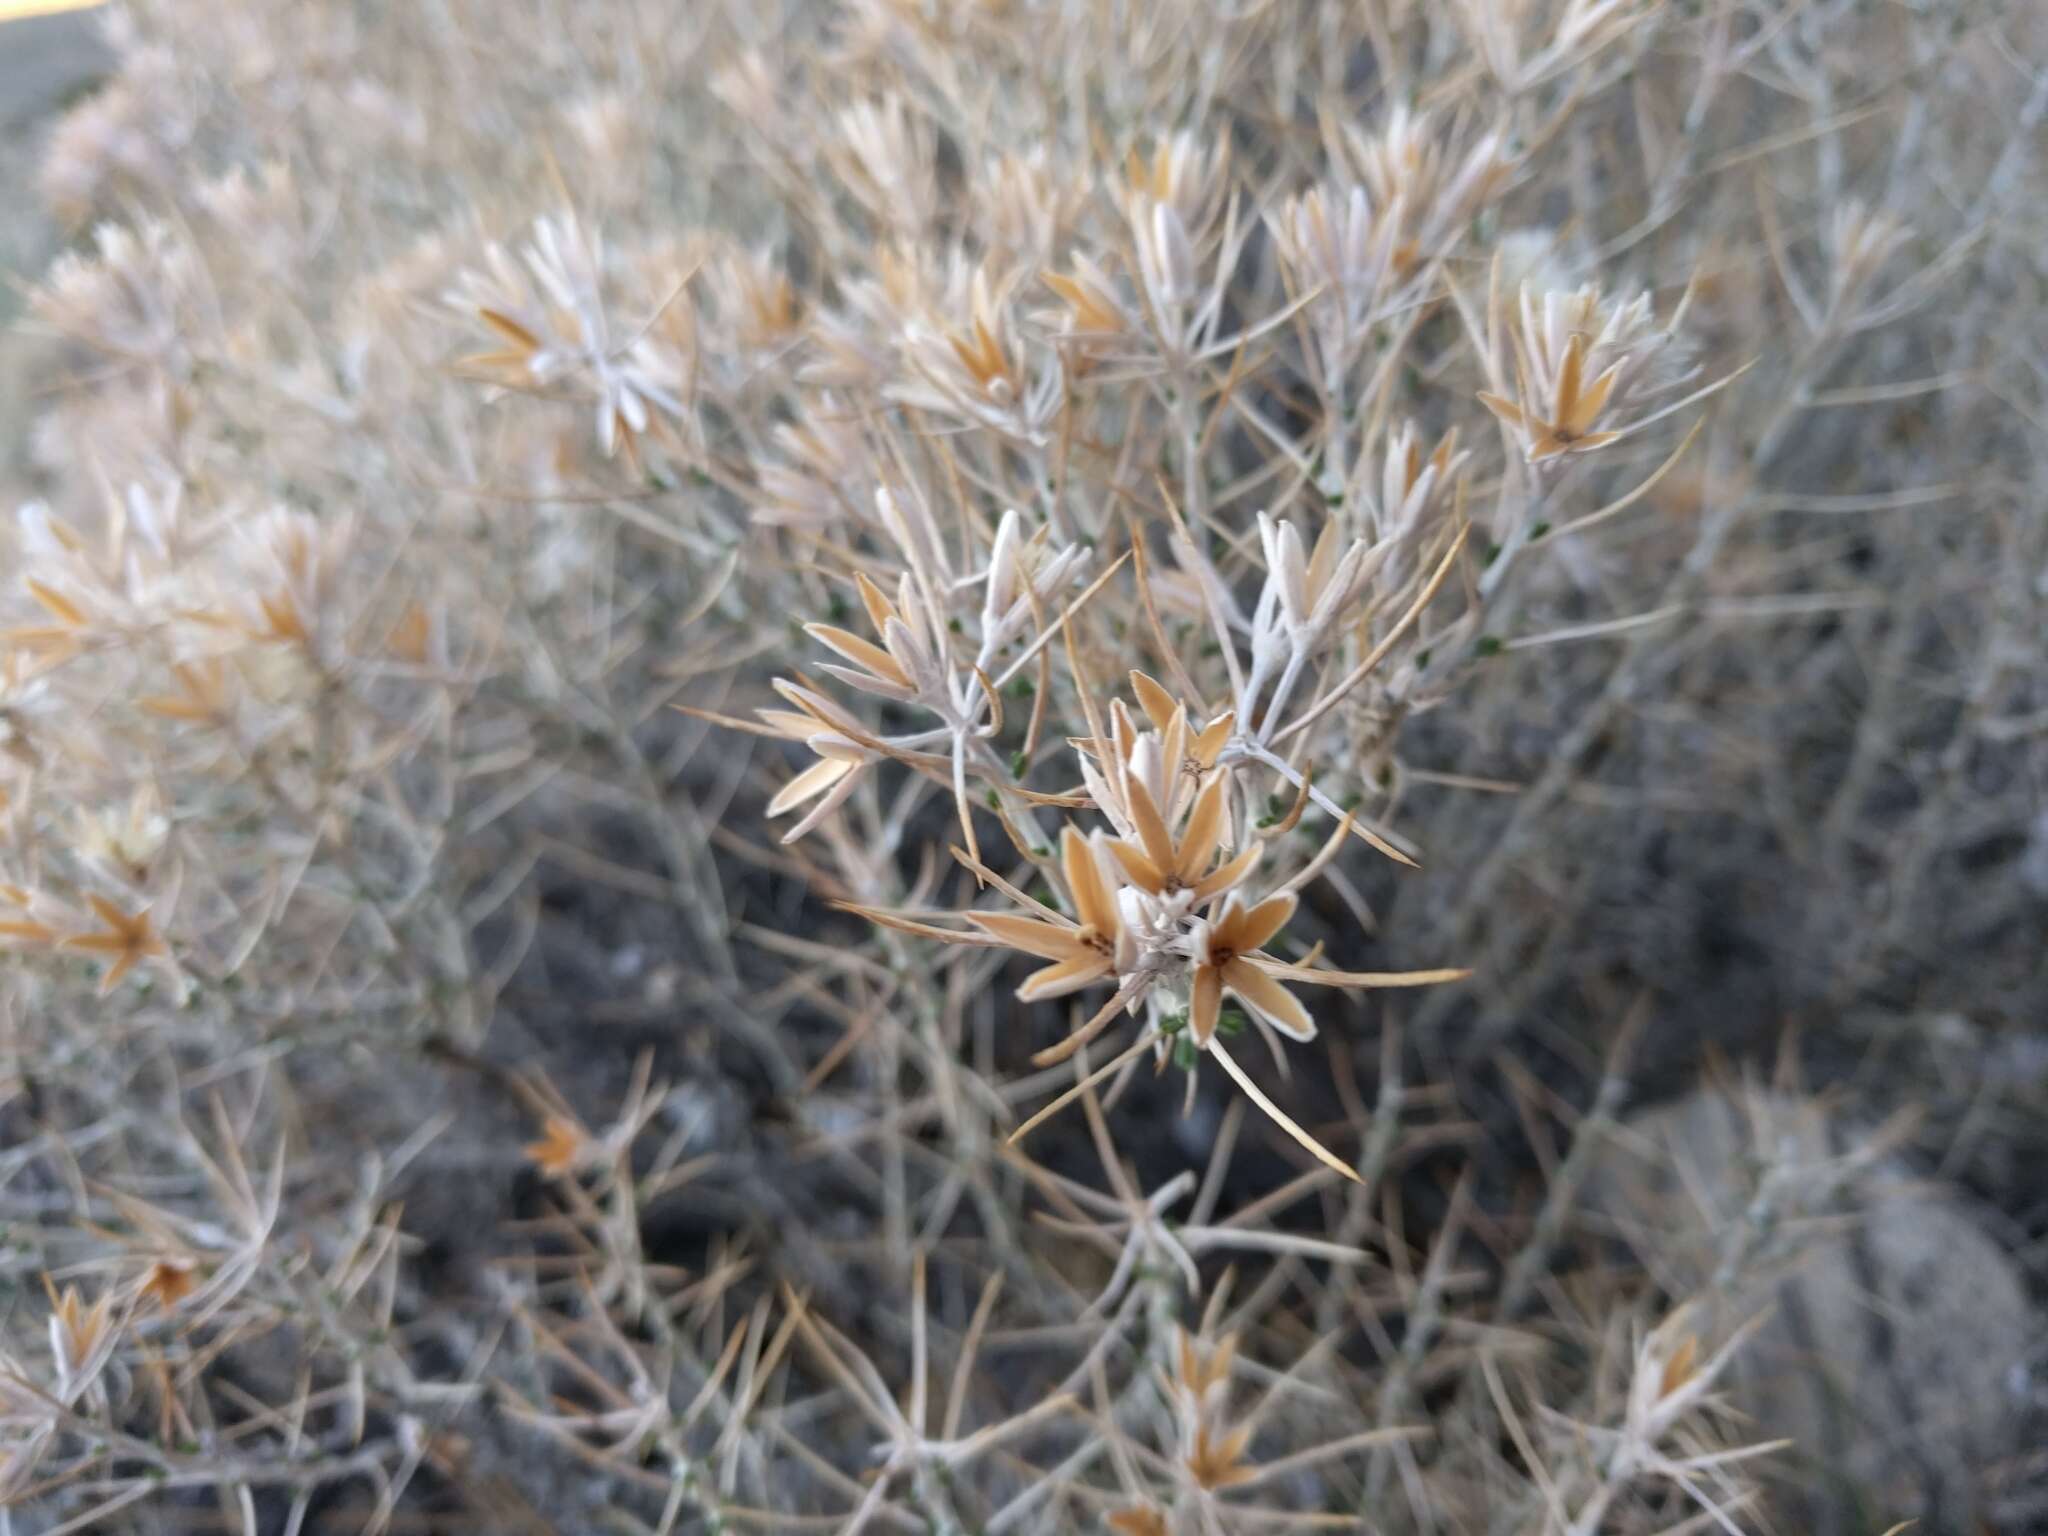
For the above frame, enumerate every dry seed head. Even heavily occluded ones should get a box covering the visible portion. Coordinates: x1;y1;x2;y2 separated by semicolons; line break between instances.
1122;131;1228;240
73;782;170;885
832;95;938;236
893;265;1064;444
1040;255;1130;366
1266;183;1407;389
32;218;202;370
45;1282;119;1404
1475;279;1693;466
61;896;171;995
962;825;1131;1001
1344;107;1510;271
975;147;1084;263
524;1115;595;1179
137;1260;199;1312
711;242;803;356
1187;892;1311;1047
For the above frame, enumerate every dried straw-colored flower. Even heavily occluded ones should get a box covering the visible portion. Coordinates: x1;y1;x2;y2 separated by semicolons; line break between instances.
524;1114;594;1179
964;825;1128;1002
1187;892;1310;1047
62;896;170;994
137;1259;198;1311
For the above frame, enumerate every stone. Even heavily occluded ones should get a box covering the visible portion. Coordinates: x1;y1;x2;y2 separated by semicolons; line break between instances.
1583;1087;2037;1534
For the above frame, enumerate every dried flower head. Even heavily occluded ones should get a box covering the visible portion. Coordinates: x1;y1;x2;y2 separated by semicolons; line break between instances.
45;1281;120;1405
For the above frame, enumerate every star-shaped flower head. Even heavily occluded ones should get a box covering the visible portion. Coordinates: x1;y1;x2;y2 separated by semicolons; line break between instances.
524;1112;605;1180
965;824;1126;1001
1187;892;1313;1047
803;570;943;705
1478;325;1621;461
1078;679;1234;851
1108;771;1260;908
62;896;169;994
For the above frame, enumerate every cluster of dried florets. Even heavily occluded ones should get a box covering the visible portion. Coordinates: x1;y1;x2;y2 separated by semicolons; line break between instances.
0;482;362;1003
687;452;1488;1169
702;198;1736;1172
447;212;694;465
